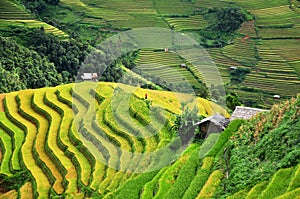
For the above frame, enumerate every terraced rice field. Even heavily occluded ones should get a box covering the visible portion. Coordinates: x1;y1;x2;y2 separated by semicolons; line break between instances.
0;0;68;38
0;82;228;198
135;50;204;89
164;15;208;31
228;165;300;199
60;0;168;28
153;0;194;15
241;38;300;97
222;38;257;66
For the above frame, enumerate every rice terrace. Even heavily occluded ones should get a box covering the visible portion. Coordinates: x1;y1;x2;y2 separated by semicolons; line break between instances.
0;0;299;199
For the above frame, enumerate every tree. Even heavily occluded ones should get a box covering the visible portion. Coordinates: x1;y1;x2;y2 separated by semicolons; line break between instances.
226;93;241;111
0;36;63;93
173;104;201;145
210;7;246;33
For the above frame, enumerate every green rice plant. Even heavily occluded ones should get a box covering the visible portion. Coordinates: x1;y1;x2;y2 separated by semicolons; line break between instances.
104;170;159;199
182;157;214;199
140;167;169;199
199;133;221;158
196;170;224;199
0;129;13;175
260;167;295;199
153;144;199;199
287;164;300;192
245;181;268;199
276;187;300;199
0;112;24;171
164;147;201;199
226;189;248;199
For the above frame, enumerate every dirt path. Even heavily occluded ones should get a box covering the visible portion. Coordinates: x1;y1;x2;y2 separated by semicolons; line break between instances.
0;147;2;164
0;94;5;112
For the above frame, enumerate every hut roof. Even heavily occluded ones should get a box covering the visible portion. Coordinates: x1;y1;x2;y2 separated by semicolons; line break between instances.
81;73;98;80
81;73;93;80
194;114;230;130
230;106;267;120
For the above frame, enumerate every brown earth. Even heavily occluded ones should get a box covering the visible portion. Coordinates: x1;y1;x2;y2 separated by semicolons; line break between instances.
0;94;5;112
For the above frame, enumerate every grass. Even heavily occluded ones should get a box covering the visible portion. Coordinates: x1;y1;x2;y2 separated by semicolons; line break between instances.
140;167;169;199
164;15;208;31
276;188;300;199
164;146;202;199
153;144;199;199
226;189;248;199
135;50;204;89
0;0;67;38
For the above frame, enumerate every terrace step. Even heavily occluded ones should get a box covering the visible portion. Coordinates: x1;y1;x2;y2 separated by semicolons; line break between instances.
0;128;13;175
4;92;51;198
17;91;66;195
44;88;93;187
0;113;24;171
196;170;224;199
259;167;295;199
33;89;79;195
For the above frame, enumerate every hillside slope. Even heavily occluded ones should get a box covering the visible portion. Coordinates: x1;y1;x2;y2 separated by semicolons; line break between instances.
0;82;227;198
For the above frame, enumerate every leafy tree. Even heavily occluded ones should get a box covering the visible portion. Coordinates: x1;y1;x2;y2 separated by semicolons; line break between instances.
173;104;202;145
20;28;89;81
0;36;63;93
230;67;250;83
226;93;241;111
0;170;31;191
209;7;247;33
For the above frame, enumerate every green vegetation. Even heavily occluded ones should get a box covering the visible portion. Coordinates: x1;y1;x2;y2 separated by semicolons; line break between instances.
0;82;227;198
0;36;62;93
0;0;300;198
223;95;300;196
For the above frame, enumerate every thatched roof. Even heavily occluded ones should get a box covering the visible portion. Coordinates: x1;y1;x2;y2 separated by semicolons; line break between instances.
194;114;230;130
230;106;267;120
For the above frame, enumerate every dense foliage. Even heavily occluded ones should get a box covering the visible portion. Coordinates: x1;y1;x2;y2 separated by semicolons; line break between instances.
223;95;300;196
208;7;247;33
0;36;63;93
172;105;204;145
199;7;248;47
20;28;90;80
0;170;31;191
230;67;250;84
21;0;59;16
